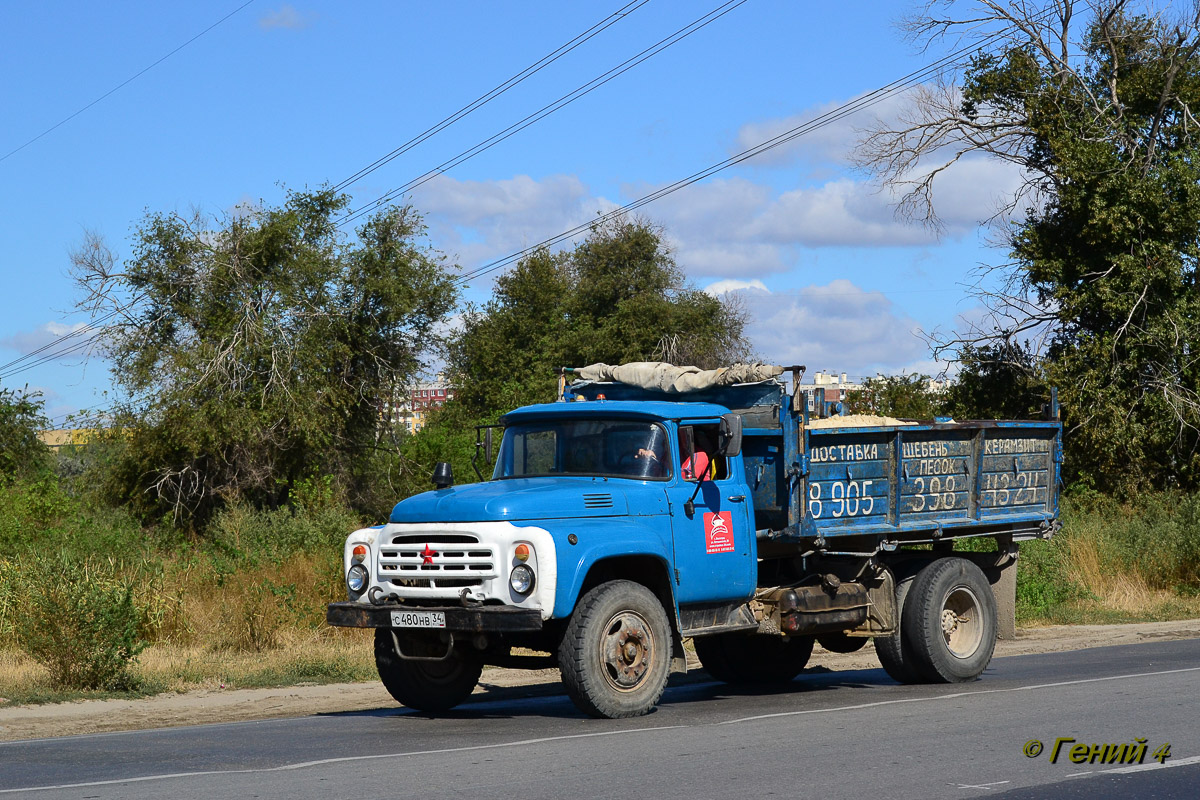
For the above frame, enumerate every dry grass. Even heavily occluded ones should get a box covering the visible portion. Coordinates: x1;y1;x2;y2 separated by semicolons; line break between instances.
0;627;376;704
1064;533;1170;614
161;553;342;652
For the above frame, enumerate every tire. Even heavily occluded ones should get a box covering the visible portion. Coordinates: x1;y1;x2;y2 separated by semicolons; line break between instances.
374;628;483;712
558;580;673;719
694;632;814;684
816;632;869;654
875;574;924;684
905;557;998;683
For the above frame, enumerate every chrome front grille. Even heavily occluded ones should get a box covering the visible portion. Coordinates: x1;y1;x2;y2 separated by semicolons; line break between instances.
378;532;498;589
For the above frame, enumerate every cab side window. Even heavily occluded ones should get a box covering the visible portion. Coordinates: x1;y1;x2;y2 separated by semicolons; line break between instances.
683;424;728;481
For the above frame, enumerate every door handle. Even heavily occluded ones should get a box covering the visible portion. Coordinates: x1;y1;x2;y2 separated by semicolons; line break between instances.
728;495;746;502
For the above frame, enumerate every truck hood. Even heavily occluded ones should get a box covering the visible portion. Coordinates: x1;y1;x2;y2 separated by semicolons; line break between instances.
389;478;634;523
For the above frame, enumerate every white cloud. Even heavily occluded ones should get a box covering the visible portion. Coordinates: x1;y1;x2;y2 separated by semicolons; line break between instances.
407;92;1026;289
411;173;620;278
703;278;768;295
749;179;936;247
728;280;929;375
734;91;917;169
259;4;310;31
0;321;91;357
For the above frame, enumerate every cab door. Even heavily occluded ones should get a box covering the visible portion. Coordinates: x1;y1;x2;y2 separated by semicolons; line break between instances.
666;422;756;604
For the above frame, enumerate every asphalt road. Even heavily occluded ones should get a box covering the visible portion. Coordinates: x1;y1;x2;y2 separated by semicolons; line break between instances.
1;639;1197;800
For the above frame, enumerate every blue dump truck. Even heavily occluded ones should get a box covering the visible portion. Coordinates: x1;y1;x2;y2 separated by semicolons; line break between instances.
327;363;1062;718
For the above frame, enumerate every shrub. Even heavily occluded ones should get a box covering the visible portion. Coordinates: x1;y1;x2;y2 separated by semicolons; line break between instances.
12;555;149;690
0;386;52;479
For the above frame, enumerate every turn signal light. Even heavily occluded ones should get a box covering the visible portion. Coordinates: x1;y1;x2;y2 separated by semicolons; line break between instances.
352;544;368;563
514;543;530;562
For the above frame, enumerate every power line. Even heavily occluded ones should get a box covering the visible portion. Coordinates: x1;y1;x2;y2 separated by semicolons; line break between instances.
0;1;256;165
5;4;649;388
0;307;125;375
337;0;749;230
22;10;1031;414
451;21;1021;289
9;2;742;391
1;337;99;382
330;0;649;194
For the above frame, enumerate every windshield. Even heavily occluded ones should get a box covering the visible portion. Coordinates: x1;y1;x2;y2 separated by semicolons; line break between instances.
494;419;671;480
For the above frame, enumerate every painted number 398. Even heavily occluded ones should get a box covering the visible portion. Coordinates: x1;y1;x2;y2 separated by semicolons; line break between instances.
809;480;875;519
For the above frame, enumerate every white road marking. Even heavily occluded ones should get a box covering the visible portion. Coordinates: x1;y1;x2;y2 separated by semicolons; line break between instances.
1103;753;1200;774
1065;771;1092;777
0;726;686;794
717;665;1200;725
953;780;1010;790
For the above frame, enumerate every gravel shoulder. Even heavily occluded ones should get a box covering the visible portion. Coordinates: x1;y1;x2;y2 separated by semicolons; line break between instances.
2;619;1198;742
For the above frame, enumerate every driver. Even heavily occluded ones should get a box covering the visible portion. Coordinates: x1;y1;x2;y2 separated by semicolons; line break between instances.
631;428;668;478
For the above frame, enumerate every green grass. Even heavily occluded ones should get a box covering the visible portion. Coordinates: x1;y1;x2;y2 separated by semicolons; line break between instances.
1012;491;1200;624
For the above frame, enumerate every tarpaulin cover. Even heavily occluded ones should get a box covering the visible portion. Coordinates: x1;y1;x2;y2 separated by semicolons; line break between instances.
575;362;784;393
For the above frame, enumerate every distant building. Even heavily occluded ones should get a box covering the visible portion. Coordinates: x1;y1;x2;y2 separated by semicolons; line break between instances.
802;370;864;411
381;374;456;434
36;428;102;451
799;371;949;414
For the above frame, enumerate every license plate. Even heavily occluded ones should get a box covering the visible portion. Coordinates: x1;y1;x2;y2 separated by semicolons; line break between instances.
390;610;446;629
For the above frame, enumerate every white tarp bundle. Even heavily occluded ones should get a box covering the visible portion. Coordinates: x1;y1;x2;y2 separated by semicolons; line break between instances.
576;362;784;393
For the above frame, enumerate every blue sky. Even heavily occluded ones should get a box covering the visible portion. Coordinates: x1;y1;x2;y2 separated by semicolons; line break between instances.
0;1;1020;424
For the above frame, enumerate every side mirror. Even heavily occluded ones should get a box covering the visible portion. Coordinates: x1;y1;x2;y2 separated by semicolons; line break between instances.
432;462;454;489
472;425;501;481
718;414;743;457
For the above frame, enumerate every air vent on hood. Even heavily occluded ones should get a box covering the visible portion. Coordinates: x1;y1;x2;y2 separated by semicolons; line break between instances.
583;492;614;509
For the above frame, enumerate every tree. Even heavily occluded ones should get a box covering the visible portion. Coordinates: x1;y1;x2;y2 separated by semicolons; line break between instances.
72;190;458;526
845;374;944;419
943;341;1048;421
448;216;752;417
0;385;51;479
857;1;1200;491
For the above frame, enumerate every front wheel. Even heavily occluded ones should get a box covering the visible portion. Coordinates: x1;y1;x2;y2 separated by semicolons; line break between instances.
905;557;997;683
558;580;672;719
374;628;483;712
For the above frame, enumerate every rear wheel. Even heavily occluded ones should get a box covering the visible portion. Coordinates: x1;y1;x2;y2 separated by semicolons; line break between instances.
905;557;997;683
374;628;483;712
875;574;923;684
694;632;814;684
558;580;672;719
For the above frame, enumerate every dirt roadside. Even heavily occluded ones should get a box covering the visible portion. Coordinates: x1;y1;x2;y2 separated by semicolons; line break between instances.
2;619;1198;743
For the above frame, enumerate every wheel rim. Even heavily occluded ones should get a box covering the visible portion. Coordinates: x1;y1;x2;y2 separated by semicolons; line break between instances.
940;586;984;658
419;658;467;685
598;610;656;692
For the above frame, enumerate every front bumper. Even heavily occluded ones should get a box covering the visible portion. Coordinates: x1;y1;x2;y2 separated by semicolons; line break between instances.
326;601;544;633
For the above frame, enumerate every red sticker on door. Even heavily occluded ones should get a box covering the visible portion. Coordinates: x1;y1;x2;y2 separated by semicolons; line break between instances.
704;511;735;553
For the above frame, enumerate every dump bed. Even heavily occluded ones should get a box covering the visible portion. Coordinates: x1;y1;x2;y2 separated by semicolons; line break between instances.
568;374;1061;544
791;419;1059;542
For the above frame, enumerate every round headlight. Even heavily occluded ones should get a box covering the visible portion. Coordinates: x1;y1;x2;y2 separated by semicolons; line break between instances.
347;564;369;594
509;564;535;595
